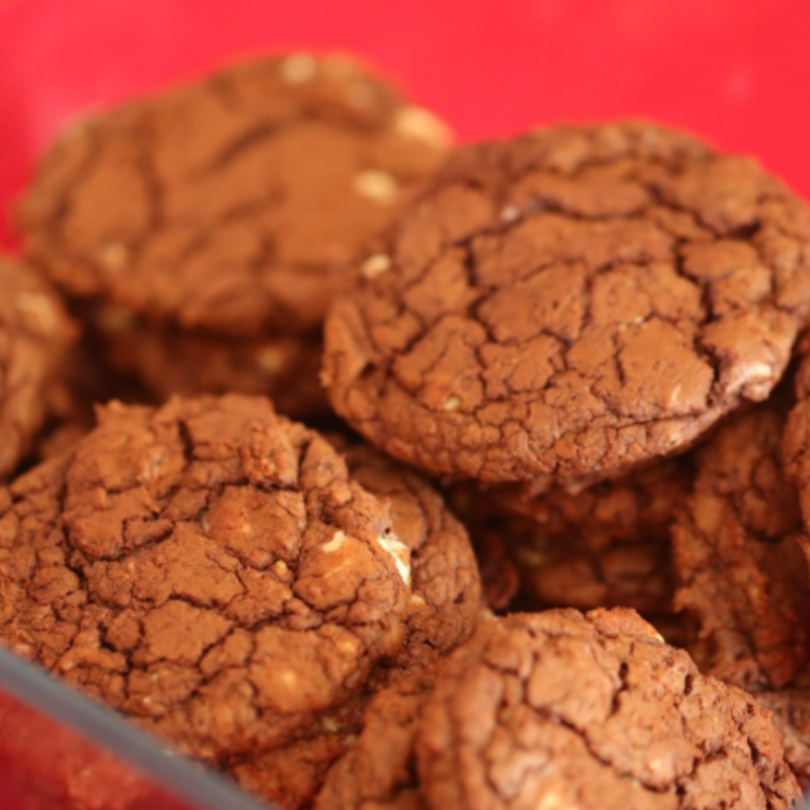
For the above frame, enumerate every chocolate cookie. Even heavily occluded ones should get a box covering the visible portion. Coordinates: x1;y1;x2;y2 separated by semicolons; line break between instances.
453;458;689;613
323;121;810;484
20;53;450;415
0;256;76;479
673;402;810;690
227;441;483;808
0;395;415;764
316;609;800;809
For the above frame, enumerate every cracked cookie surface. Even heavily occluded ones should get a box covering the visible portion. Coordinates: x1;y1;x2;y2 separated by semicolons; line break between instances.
19;54;449;417
0;256;76;479
19;54;450;337
323;121;810;484
0;395;413;764
673;402;810;691
315;609;800;809
227;440;482;809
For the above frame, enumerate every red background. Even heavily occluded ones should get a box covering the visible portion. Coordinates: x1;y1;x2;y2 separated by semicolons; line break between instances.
1;0;810;249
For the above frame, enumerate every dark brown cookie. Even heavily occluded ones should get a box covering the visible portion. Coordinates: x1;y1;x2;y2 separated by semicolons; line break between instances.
673;403;810;691
323;121;810;485
0;256;76;479
227;441;483;809
0;395;415;765
19;54;450;416
453;458;689;613
315;610;800;809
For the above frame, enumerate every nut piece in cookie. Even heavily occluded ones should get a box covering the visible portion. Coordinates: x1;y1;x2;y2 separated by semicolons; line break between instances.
324;121;810;484
0;395;412;766
315;609;800;809
0;256;76;479
20;53;451;416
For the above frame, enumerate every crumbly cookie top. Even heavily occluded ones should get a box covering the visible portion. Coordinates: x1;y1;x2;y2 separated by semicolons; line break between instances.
324;121;810;483
315;609;800;810
0;395;412;762
674;403;810;690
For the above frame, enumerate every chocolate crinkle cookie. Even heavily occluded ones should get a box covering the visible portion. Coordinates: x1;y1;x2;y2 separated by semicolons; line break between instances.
673;401;810;691
227;439;483;809
451;457;690;613
0;395;419;765
323;121;810;485
19;53;451;417
315;609;801;810
0;255;76;479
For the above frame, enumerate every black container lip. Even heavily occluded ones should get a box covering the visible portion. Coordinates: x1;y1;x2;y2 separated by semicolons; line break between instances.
0;644;271;810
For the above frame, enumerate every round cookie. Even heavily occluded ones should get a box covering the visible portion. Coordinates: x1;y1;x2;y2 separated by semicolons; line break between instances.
0;256;76;479
19;53;451;415
315;610;800;810
452;458;690;613
323;121;810;484
0;395;414;764
673;402;810;691
227;441;483;809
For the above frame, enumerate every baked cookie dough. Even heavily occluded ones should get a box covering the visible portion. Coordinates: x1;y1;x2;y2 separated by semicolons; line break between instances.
324;121;810;484
19;53;451;415
673;402;810;690
315;609;800;809
0;256;76;479
0;395;414;764
452;459;689;613
227;440;483;808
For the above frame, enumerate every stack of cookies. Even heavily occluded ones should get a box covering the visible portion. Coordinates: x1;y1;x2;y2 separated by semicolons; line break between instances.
0;52;809;810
